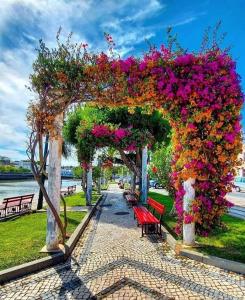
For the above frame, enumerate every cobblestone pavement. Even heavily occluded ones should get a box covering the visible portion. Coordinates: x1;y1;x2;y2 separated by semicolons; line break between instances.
0;185;244;299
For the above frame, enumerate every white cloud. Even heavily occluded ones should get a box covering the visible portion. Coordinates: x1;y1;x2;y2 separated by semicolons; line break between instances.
171;17;197;27
0;149;27;161
0;0;160;162
123;0;165;22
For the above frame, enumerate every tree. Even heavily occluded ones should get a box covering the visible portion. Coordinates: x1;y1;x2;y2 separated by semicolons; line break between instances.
63;105;171;195
149;145;174;196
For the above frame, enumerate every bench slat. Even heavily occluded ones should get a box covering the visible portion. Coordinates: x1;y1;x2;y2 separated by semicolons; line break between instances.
147;197;165;215
133;206;160;224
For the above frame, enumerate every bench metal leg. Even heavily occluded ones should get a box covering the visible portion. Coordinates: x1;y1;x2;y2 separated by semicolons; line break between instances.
142;225;144;237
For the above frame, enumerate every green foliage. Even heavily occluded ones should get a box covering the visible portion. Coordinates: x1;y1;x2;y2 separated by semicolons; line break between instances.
93;166;102;180
73;166;83;178
63;105;171;165
149;145;174;196
30;30;88;98
77;128;97;162
101;106;171;148
0;165;30;173
63;106;105;163
63;106;105;145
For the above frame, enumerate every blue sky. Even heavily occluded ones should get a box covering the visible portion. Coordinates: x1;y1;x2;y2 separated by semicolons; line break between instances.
0;0;245;164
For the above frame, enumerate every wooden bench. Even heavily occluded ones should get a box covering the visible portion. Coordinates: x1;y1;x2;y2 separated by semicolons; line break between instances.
0;194;34;219
133;197;165;237
67;185;76;194
124;190;140;207
61;185;76;196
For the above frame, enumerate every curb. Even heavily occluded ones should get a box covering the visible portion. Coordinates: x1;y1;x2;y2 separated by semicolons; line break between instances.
161;224;245;274
0;195;104;285
180;249;245;274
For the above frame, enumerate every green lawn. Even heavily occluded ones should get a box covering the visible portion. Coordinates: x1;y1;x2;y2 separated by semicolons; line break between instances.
148;191;178;237
62;192;100;207
101;184;109;190
196;215;245;263
149;191;245;263
0;211;86;271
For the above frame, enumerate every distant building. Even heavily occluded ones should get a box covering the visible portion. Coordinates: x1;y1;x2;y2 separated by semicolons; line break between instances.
12;160;32;170
0;156;11;165
61;166;73;177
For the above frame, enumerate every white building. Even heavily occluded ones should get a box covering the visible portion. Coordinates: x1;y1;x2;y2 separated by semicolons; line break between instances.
13;160;32;170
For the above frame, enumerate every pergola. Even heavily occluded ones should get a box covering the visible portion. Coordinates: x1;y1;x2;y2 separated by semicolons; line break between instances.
27;36;243;251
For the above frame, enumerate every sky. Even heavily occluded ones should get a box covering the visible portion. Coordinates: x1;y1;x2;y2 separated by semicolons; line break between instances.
0;0;245;165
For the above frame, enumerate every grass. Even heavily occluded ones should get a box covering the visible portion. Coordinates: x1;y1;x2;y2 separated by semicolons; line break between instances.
101;184;109;190
148;191;245;263
62;191;100;207
148;191;178;237
196;215;245;263
0;211;86;271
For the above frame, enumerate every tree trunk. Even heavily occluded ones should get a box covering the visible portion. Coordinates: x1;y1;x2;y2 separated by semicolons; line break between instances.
118;148;141;178
46;113;63;251
141;146;148;204
131;173;136;192
136;148;142;193
98;159;101;194
86;165;92;205
37;135;49;210
81;171;87;193
183;178;196;246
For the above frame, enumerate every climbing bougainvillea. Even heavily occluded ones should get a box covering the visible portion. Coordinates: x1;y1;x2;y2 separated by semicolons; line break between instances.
30;32;244;236
86;47;244;235
84;123;150;155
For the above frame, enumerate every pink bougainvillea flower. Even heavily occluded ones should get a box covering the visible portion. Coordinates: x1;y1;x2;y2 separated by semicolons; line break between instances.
114;128;129;142
206;141;214;149
184;214;194;224
196;161;204;170
125;142;136;152
174;225;182;235
224;132;235;143
91;124;111;138
188;123;197;130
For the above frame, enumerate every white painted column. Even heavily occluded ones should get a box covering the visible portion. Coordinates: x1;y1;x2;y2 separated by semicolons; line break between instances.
183;178;196;246
86;165;92;205
141;146;148;204
98;159;101;194
46;113;63;251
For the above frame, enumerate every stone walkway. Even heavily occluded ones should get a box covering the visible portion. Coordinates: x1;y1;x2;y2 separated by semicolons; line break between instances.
0;185;244;299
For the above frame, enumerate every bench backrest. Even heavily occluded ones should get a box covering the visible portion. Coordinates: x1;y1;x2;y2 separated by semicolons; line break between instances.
3;194;34;205
147;197;165;215
68;185;76;192
134;190;140;199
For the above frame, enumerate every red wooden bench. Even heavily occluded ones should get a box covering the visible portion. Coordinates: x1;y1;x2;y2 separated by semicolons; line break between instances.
0;194;34;219
133;197;165;237
61;185;76;196
124;190;140;207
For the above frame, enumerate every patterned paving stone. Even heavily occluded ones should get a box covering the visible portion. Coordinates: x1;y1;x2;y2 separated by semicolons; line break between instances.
0;184;244;299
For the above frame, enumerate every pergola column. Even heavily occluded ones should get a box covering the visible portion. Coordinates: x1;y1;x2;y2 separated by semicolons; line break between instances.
46;113;63;251
141;146;148;204
86;165;92;205
183;178;196;246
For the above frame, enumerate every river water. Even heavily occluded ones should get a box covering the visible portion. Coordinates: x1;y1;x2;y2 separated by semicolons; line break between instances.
0;179;81;203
